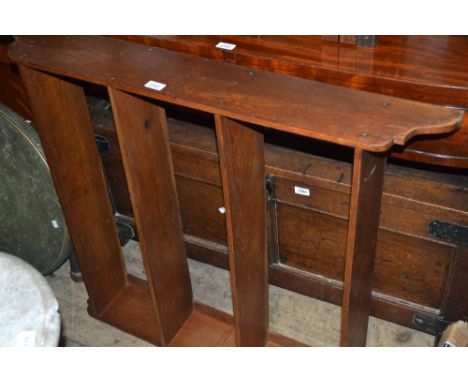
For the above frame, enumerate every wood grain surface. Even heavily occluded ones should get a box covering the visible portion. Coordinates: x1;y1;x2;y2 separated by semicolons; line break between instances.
8;36;462;153
91;110;467;332
19;67;127;315
215;116;268;346
122;36;468;106
0;42;32;120
340;150;387;346
13;36;465;346
117;35;468;168
109;89;193;344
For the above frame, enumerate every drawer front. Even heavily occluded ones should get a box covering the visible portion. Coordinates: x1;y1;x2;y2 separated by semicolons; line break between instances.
274;176;468;241
173;151;221;186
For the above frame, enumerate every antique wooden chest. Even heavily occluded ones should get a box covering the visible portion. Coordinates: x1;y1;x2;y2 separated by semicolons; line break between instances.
89;97;468;336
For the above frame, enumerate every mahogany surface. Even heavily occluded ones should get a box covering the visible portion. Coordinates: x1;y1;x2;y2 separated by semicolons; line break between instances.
0;41;32;120
120;36;468;106
108;88;193;344
169;303;306;347
215;116;268;346
340;150;387;346
9;36;462;346
8;36;462;153
117;35;468;168
444;247;468;322
91;275;161;344
96;278;306;347
19;67;127;315
3;35;467;166
95;110;467;332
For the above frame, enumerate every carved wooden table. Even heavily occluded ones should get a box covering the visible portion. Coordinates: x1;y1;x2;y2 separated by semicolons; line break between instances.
8;36;462;346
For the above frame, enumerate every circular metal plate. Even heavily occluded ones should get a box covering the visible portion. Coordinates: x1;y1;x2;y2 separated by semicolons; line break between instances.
0;103;70;275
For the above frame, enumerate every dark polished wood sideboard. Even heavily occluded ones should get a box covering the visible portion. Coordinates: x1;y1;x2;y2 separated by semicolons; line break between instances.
7;36;463;346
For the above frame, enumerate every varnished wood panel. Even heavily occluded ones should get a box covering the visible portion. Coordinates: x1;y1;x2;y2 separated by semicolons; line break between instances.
168;303;234;347
185;241;228;269
339;36;358;45
95;281;305;347
274;177;350;217
19;67;126;315
173;151;221;185
444;247;468;322
215;116;268;346
270;262;443;333
277;204;453;308
12;37;465;346
390;122;468;168
108;88;193;344
321;36;339;43
8;36;462;153
0;40;32;120
96;115;466;331
274;176;468;243
123;36;468;108
92;275;161;344
168;118;466;220
278;206;348;280
169;303;306;347
176;175;227;244
118;35;468;168
99;156;133;216
341;150;387;346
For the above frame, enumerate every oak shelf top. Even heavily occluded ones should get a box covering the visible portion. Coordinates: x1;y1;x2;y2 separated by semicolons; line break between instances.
9;36;463;152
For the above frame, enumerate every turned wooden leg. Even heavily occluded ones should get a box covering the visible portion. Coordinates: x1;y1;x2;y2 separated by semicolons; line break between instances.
109;89;193;345
341;149;387;346
215;116;268;346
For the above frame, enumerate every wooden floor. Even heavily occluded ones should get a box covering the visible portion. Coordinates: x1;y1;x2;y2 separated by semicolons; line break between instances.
169;302;306;347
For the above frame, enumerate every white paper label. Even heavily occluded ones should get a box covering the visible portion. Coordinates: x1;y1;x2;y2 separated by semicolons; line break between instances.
294;186;310;197
215;42;236;51
218;207;226;214
144;80;167;91
51;220;59;229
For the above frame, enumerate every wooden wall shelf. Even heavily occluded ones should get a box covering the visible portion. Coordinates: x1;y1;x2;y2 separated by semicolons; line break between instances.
116;35;468;168
9;36;462;346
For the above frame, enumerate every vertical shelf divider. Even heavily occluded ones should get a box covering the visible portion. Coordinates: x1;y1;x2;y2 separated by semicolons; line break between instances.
108;88;193;345
215;115;269;346
341;149;387;346
19;66;127;316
